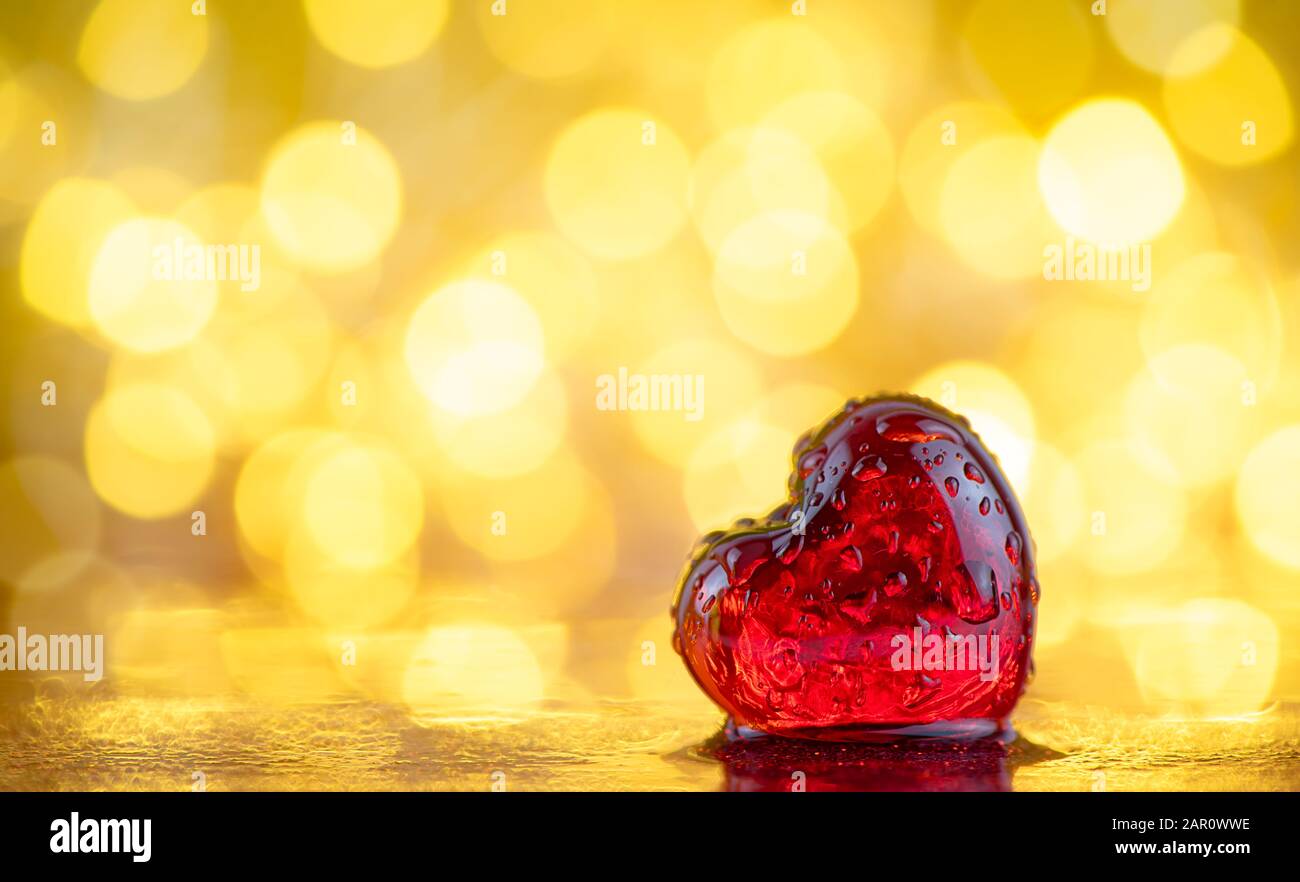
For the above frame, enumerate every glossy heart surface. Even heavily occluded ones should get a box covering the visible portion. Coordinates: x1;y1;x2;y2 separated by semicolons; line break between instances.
672;395;1038;740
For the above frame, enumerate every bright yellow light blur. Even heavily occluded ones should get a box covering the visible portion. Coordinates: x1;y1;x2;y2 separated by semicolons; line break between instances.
426;369;569;479
1125;599;1279;716
205;285;336;442
20;177;136;327
402;624;546;721
910;361;1036;492
301;438;424;570
285;531;419;631
1105;0;1240;76
1031;557;1085;651
404;279;545;416
113;606;230;696
77;0;208;101
690;127;836;254
235;429;337;561
476;0;614;80
706;19;845;131
1076;440;1187;576
898;101;1023;235
84;383;216;519
1141;252;1282;388
713;211;859;357
1020;443;1086;565
220;627;343;703
544;108;690;260
685;418;795;532
625;617;722;713
486;478;617;618
1038;99;1186;247
88;217;218;353
939;135;1055;279
303;0;448;68
1163;26;1294;165
469;232;598;362
629;338;764;468
261;121;402;272
684;383;846;532
442;451;591;562
0;456;101;591
760;92;895;234
110;166;192;213
1236;426;1300;570
1124;344;1254;488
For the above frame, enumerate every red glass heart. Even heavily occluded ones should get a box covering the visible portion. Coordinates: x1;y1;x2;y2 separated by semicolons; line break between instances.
672;395;1038;740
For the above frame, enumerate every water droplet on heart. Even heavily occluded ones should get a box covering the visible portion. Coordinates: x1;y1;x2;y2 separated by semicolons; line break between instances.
953;560;999;623
877;413;955;443
774;531;803;565
831;487;847;510
883;571;909;597
852;456;887;481
840;544;863;572
1005;531;1022;566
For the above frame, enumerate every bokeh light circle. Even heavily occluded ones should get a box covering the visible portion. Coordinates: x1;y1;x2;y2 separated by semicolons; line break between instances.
1236;426;1300;570
939;134;1053;279
1163;26;1294;165
1105;0;1240;76
404;279;545;417
759;91;895;234
78;0;209;100
261;121;403;273
910;361;1036;492
476;0;614;80
1124;344;1253;489
303;0;448;68
301;439;424;570
20;178;136;327
545;108;690;259
1038;99;1185;247
712;211;859;357
84;384;216;519
705;19;845;131
88;217;218;353
1076;440;1187;576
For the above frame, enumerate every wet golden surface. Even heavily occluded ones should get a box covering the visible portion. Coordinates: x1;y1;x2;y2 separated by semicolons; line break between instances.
1;693;1296;792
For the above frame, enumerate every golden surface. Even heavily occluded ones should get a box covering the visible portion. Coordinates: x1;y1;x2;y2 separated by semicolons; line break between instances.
2;690;1296;792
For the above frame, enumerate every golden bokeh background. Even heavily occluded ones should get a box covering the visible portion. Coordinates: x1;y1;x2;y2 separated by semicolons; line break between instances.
1;0;1299;789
